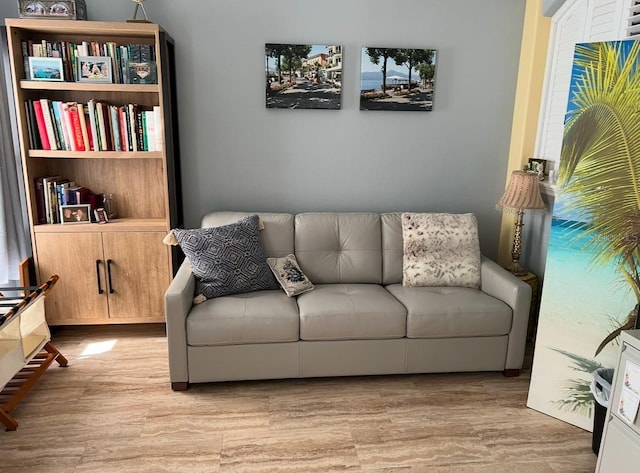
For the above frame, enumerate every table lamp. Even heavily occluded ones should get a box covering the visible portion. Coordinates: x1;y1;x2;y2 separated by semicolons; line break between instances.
496;170;546;276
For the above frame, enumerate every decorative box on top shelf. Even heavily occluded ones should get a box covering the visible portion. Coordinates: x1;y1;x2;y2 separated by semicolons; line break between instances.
18;0;87;20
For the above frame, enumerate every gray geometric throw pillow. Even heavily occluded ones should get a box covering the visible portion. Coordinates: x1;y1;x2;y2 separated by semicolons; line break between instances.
171;215;278;299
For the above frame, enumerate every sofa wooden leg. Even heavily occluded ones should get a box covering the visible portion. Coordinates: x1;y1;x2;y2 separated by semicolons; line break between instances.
503;369;520;377
171;382;189;391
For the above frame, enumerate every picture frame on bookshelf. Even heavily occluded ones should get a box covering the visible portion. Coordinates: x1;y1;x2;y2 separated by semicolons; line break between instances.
60;204;91;224
94;208;109;224
127;61;157;84
28;57;63;81
77;56;112;83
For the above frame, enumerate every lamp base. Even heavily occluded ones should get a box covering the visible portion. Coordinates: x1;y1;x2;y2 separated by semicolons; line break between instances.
507;260;528;277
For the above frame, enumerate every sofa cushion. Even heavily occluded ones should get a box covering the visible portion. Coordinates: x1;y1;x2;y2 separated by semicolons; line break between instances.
381;212;403;285
294;212;382;284
187;290;300;346
267;254;315;297
172;215;278;299
297;284;406;341
386;284;512;338
200;211;295;258
402;212;481;289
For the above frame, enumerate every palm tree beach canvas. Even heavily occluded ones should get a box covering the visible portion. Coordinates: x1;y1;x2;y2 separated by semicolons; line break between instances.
527;40;640;430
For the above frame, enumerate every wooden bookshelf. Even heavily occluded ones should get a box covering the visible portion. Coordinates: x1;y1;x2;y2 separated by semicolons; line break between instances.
5;19;182;325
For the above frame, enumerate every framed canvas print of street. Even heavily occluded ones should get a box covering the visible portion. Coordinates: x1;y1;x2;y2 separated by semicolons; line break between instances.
265;43;342;110
360;47;436;111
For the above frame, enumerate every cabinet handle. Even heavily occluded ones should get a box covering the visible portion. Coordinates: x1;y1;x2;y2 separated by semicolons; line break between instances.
96;260;104;294
107;259;115;294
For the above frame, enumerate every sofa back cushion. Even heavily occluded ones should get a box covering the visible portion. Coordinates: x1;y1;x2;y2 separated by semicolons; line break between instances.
381;212;404;285
294;212;382;284
200;211;294;258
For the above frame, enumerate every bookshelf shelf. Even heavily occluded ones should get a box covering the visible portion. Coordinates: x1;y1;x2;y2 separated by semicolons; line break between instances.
33;218;168;233
20;81;160;93
6;19;182;326
28;150;163;159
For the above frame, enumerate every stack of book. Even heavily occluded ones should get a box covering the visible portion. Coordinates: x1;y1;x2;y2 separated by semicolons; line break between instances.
33;176;103;225
22;39;155;83
24;98;162;152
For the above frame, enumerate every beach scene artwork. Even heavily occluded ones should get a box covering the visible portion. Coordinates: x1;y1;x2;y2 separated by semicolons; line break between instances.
360;47;436;111
527;40;640;430
265;43;342;110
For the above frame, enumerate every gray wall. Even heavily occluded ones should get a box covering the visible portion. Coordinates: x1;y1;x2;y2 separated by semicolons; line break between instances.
542;0;567;16
2;0;527;258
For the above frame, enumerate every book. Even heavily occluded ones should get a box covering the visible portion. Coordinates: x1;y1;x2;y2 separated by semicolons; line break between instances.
64;185;82;205
39;99;58;151
68;102;86;151
109;105;122;152
118;106;129;152
75;187;91;205
32;100;51;150
96;101;109;151
33;176;46;224
42;175;61;224
51;101;67;150
144;110;155;152
153;105;163;151
136;108;145;151
87;99;99;151
128;103;138;152
24;100;38;149
61;102;76;151
77;103;91;152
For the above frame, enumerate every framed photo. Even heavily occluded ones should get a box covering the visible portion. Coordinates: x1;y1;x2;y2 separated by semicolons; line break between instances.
127;61;157;84
28;56;63;81
528;158;548;175
77;56;112;83
60;204;91;224
94;207;109;224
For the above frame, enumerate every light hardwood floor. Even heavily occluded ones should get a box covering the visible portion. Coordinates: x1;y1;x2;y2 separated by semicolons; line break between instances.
0;324;597;473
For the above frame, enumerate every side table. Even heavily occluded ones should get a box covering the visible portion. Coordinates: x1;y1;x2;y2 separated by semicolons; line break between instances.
517;272;540;342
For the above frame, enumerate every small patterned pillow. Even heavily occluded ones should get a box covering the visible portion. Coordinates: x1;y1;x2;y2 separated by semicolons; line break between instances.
267;254;314;297
171;215;278;300
402;212;481;289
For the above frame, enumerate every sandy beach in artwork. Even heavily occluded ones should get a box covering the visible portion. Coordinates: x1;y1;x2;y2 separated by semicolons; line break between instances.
527;221;635;431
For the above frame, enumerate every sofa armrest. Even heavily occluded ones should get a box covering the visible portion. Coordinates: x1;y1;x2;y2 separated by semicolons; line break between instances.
164;259;196;387
480;256;532;371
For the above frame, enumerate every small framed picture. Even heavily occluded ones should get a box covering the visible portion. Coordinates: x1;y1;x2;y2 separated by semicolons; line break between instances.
60;204;92;224
28;56;64;81
94;207;109;224
77;56;113;83
528;158;549;177
127;61;157;84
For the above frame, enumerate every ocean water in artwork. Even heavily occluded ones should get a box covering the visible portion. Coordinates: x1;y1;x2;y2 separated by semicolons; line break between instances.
527;218;636;430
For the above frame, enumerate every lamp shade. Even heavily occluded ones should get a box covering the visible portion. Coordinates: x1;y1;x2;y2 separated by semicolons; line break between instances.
497;170;546;211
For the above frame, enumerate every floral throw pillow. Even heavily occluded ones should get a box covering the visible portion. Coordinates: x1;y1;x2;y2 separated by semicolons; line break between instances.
267;254;315;297
402;212;481;289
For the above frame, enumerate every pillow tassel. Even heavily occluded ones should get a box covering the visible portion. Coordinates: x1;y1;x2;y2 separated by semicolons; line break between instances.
163;231;179;246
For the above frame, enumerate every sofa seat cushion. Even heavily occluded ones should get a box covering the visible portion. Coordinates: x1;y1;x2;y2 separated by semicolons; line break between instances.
187;290;299;346
297;284;407;341
385;284;511;338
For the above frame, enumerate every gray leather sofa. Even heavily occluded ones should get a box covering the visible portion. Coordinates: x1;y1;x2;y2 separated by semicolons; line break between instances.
165;211;532;390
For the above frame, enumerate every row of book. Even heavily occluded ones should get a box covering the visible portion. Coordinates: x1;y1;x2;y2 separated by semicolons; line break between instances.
22;39;155;84
25;99;163;152
34;176;104;225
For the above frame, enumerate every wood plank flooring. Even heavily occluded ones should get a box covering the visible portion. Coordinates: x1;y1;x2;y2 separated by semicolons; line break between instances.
0;324;597;472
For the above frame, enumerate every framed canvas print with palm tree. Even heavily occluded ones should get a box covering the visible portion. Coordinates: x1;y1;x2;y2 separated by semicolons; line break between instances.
527;40;640;431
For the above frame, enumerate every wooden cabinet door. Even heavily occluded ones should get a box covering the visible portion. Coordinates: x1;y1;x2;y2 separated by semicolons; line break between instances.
101;232;170;322
35;233;109;324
